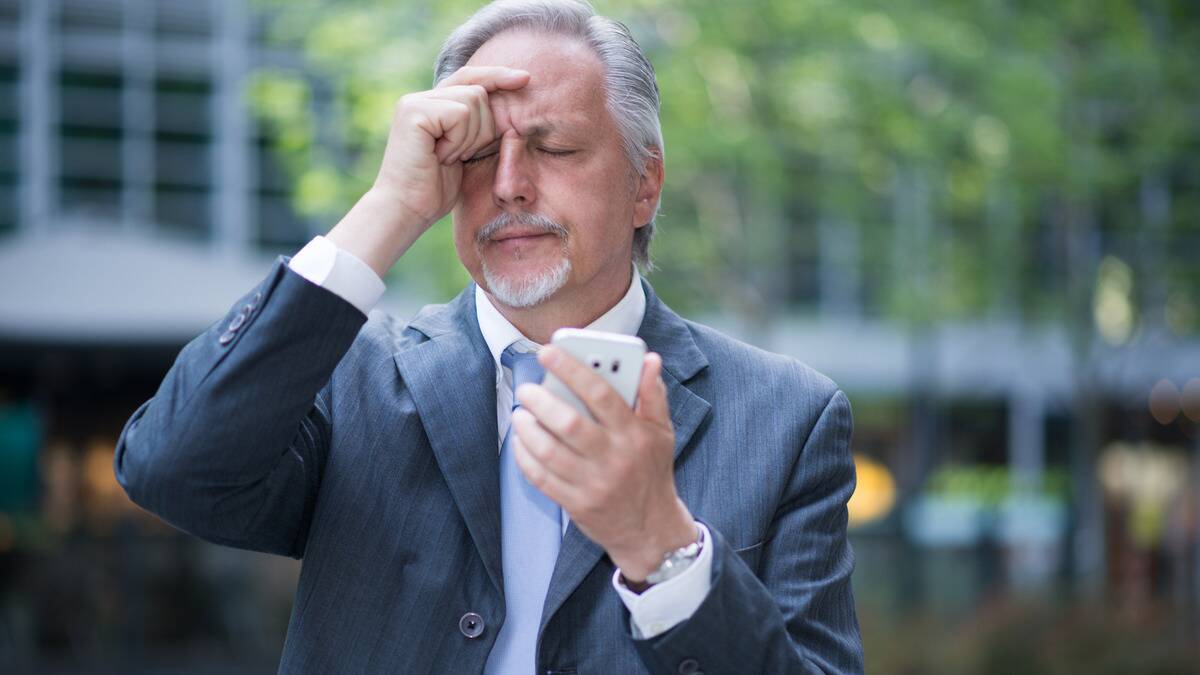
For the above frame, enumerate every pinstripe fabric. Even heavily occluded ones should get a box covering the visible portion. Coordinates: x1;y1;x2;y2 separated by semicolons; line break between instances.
113;256;864;674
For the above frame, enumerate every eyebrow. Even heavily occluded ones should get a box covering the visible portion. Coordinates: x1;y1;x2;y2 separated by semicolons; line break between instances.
481;119;584;149
516;121;559;138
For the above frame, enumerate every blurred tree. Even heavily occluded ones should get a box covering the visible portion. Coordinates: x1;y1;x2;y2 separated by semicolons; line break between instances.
248;0;1200;332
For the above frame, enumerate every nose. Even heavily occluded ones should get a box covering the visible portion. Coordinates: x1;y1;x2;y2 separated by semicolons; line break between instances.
491;136;536;209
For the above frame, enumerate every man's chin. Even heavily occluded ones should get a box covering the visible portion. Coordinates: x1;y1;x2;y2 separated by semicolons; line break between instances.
481;258;572;309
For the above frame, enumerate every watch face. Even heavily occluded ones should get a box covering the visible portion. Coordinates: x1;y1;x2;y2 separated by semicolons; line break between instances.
646;547;701;584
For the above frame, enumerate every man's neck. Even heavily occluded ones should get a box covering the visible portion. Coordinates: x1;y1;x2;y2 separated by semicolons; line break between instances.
486;264;633;344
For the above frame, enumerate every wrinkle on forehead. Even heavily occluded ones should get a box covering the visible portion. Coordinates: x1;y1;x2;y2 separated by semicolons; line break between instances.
465;28;610;139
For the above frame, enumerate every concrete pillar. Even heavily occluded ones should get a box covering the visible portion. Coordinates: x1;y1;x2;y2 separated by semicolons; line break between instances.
18;0;58;235
211;0;252;255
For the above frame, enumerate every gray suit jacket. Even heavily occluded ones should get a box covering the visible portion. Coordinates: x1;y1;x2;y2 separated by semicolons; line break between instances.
114;257;863;674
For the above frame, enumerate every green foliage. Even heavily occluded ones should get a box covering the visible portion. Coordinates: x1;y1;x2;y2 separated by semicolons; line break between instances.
925;464;1070;506
249;0;1200;327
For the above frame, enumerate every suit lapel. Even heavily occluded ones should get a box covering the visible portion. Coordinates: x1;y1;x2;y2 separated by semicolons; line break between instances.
392;279;713;623
540;278;712;634
393;285;505;596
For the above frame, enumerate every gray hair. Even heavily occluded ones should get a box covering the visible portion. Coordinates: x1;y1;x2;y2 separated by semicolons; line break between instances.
434;0;663;270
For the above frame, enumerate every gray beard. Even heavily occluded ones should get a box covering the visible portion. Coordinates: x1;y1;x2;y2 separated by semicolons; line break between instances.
481;255;571;308
475;211;572;308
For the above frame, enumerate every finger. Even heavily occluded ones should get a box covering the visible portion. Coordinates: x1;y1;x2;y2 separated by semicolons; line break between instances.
537;346;631;425
512;408;590;478
462;88;485;162
516;382;606;452
434;89;480;163
426;85;487;162
450;87;499;164
400;96;466;155
463;118;499;163
438;66;530;93
421;99;473;164
634;352;671;425
408;97;472;163
512;433;580;508
449;94;480;164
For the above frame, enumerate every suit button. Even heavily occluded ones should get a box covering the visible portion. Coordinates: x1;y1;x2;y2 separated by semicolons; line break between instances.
228;306;250;331
218;331;236;345
249;291;262;307
459;612;485;639
677;658;700;674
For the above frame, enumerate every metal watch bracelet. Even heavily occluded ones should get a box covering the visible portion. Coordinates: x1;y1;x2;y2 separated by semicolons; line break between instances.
644;524;705;586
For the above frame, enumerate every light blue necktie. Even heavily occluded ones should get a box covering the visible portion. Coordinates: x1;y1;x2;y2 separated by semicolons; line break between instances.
485;347;562;675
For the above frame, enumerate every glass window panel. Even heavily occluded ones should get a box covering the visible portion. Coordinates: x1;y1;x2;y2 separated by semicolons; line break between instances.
0;176;14;233
60;135;122;181
154;140;210;188
155;1;212;38
254;144;291;192
0;0;19;21
154;90;210;136
0;66;16;122
154;185;209;238
60;176;121;220
60;84;123;130
256;192;309;251
0;129;14;176
59;0;122;32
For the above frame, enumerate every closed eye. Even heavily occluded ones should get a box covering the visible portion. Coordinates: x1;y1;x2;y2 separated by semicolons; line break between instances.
463;146;576;164
463;150;498;165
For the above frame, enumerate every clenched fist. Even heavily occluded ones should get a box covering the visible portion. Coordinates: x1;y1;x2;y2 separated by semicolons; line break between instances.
326;66;530;278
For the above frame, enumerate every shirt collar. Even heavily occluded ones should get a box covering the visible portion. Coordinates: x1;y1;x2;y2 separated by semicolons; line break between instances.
475;266;647;375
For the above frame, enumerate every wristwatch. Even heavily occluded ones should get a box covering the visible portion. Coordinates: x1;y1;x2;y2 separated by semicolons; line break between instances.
644;524;705;585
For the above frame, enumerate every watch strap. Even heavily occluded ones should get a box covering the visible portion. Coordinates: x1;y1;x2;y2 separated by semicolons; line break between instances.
644;524;705;585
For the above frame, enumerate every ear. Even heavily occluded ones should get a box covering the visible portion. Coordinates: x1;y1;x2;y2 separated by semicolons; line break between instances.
632;150;665;229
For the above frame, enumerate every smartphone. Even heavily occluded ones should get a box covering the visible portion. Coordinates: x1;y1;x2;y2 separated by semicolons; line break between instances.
541;327;647;420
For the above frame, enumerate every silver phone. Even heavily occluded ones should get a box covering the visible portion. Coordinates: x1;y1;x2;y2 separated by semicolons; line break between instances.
541;327;647;420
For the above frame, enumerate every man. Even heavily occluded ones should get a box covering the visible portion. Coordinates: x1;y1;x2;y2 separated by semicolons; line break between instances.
113;1;863;672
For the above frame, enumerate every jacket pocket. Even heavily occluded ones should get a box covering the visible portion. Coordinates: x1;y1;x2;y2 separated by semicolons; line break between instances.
733;539;766;575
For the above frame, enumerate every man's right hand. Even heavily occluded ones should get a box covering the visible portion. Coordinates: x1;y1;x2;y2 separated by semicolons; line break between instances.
326;66;530;279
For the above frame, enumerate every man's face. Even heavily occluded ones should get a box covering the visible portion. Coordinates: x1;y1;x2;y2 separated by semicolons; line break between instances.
452;30;655;309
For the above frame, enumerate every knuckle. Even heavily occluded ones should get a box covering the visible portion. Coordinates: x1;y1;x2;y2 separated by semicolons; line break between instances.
609;454;633;479
517;447;542;480
595;475;619;503
626;429;645;450
396;93;419;111
577;491;601;516
562;414;586;437
396;101;425;125
526;465;545;487
586;382;610;402
528;436;549;460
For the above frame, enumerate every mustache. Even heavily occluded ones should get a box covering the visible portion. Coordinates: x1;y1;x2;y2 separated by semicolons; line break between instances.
475;212;569;245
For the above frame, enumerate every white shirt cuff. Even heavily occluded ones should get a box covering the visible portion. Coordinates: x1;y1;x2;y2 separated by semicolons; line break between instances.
611;522;713;639
288;235;386;315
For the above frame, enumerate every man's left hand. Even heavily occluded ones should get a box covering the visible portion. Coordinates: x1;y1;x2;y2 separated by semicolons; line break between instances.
511;346;697;582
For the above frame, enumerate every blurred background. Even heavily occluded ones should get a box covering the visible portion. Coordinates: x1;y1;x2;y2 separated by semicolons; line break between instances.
1;0;1198;672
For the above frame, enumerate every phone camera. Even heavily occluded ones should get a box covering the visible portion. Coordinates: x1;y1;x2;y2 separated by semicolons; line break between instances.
611;361;620;373
591;359;602;369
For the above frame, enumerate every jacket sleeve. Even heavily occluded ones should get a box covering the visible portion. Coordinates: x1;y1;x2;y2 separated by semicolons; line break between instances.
113;256;369;559
632;390;864;674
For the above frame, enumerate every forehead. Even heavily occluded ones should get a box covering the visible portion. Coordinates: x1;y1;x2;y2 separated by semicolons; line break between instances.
464;29;609;136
